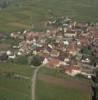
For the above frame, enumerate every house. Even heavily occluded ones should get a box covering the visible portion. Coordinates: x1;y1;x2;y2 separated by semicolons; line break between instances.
50;50;60;57
63;40;69;45
96;63;98;68
17;52;22;56
26;32;39;41
63;26;77;38
64;65;81;76
19;41;26;48
79;36;89;46
47;58;61;68
37;47;50;58
76;40;81;46
81;58;90;63
67;41;78;56
80;64;94;76
58;52;66;61
6;50;12;56
93;39;98;47
23;30;27;34
58;52;70;63
32;50;37;55
43;49;50;55
64;58;70;62
64;32;77;38
10;32;18;38
43;58;48;65
9;54;16;59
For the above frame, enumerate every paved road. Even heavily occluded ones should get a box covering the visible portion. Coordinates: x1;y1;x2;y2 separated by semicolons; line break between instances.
31;65;43;100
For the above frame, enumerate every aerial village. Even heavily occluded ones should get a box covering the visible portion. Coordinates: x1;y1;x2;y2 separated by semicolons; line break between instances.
0;17;98;77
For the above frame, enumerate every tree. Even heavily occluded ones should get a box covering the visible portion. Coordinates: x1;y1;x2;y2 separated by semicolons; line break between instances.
0;1;8;9
31;55;42;66
14;56;28;65
0;53;8;61
91;56;98;67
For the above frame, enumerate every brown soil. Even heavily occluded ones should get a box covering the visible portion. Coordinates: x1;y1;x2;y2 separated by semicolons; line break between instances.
7;22;31;29
38;74;91;92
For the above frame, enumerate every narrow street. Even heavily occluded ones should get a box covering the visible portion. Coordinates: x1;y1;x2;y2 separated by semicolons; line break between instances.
31;65;43;100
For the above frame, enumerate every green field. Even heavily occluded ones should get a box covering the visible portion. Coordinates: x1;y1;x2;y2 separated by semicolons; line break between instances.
0;63;34;77
0;63;34;100
0;0;98;32
39;67;69;78
0;77;31;100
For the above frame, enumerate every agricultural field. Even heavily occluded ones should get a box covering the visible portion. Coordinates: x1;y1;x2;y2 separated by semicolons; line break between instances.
36;67;91;100
0;63;34;77
0;0;98;32
0;77;31;100
0;63;34;100
36;79;90;100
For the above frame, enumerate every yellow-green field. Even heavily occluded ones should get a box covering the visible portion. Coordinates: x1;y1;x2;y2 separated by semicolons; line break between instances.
0;0;98;32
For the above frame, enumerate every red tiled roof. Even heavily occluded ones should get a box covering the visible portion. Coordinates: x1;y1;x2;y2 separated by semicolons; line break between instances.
64;65;80;72
47;58;60;67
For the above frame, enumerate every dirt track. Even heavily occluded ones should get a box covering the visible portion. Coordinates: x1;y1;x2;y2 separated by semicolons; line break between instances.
31;66;43;100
